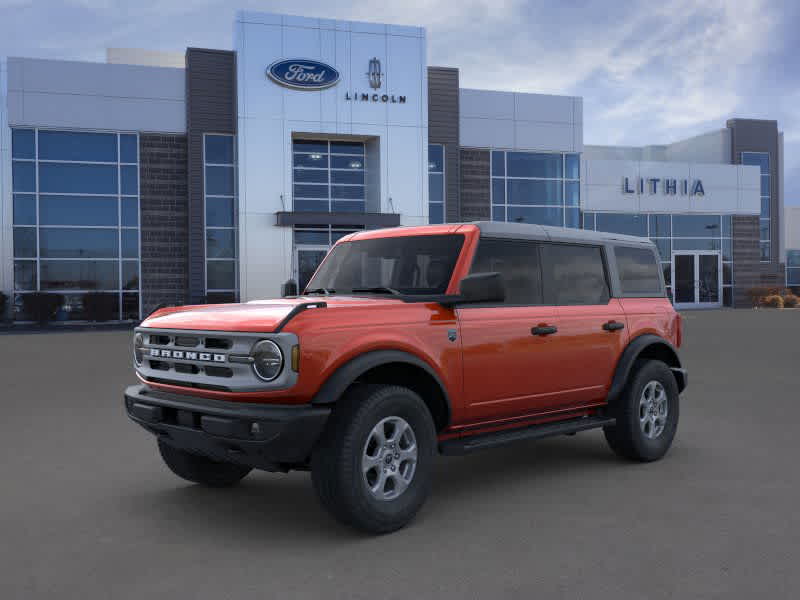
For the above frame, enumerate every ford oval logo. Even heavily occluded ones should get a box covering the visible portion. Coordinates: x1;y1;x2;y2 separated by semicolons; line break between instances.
267;59;340;90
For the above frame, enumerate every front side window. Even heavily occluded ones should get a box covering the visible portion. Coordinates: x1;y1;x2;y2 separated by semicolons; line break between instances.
306;235;464;295
540;243;610;305
469;238;542;305
615;246;663;295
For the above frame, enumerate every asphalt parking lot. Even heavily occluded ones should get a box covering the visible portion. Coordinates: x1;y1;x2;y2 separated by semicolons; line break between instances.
1;309;799;599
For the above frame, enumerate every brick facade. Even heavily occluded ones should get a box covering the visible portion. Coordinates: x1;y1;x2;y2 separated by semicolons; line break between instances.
139;134;189;316
459;149;490;221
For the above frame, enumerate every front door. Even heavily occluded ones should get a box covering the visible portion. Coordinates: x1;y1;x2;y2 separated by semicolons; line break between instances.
672;251;722;309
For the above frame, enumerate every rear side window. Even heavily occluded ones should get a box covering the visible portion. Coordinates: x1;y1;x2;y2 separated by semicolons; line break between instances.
615;246;663;295
540;243;610;305
469;238;542;305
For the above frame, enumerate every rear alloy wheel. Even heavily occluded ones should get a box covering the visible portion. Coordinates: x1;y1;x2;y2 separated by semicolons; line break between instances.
311;384;436;534
603;360;680;462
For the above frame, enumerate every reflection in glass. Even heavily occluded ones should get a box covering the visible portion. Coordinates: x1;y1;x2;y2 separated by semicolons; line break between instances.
39;163;118;194
40;261;119;290
38;130;117;162
40;195;118;226
40;228;118;258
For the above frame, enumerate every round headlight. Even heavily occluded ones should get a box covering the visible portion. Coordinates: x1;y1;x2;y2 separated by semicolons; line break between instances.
133;333;144;367
252;340;284;382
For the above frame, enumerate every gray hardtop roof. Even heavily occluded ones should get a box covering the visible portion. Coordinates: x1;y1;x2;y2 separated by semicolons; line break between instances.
472;221;654;247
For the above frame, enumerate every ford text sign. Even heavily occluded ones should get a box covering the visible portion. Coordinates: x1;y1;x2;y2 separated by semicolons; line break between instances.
267;59;340;90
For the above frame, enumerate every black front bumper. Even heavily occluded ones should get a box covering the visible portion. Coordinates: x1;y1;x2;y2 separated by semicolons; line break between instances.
124;384;330;471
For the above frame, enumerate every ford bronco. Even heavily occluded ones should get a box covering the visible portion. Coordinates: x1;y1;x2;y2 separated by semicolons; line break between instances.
125;222;686;533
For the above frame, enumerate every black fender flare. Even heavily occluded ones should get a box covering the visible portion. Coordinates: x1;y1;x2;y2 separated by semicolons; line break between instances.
606;334;686;405
310;349;452;426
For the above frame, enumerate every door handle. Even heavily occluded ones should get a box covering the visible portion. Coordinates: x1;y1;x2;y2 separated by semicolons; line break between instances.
602;321;625;331
532;325;558;336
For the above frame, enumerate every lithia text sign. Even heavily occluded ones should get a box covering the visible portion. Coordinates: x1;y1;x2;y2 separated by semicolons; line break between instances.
623;177;705;196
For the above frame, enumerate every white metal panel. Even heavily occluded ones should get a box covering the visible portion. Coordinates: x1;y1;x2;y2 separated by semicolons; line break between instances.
459;89;514;120
236;23;283;121
514;120;574;152
514;92;573;123
282;26;326;124
387;34;423;127
349;32;388;126
459;116;514;149
386;124;425;219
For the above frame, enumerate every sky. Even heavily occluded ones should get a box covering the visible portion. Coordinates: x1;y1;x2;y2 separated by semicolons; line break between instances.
1;0;798;204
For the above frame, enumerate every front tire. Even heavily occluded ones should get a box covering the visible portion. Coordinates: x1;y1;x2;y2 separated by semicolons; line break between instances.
603;360;680;462
157;439;252;487
311;384;437;534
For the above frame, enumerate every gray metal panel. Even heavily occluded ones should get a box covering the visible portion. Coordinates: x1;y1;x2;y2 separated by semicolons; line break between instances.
186;48;237;304
427;67;460;222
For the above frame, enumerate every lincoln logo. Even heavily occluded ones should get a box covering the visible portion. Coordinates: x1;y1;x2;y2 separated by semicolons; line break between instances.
149;348;226;362
367;57;382;89
266;59;341;90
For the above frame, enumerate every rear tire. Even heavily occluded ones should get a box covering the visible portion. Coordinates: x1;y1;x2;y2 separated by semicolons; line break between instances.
603;360;680;462
157;439;252;487
311;384;436;534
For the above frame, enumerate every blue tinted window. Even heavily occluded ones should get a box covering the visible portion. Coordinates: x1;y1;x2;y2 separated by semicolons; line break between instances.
121;229;139;258
38;131;117;162
761;197;770;218
492;179;505;205
14;261;37;291
332;170;364;185
120;135;138;163
294;184;329;199
673;238;721;252
331;185;364;200
13;194;36;225
294;153;329;168
40;260;119;290
13;228;37;258
429;203;444;224
787;250;800;268
206;197;234;227
653;238;671;261
205;135;234;164
760;175;770;197
596;213;647;237
294;169;329;184
565;207;580;229
788;268;800;285
721;215;731;237
507;152;562;178
741;152;769;174
583;212;595;230
295;199;328;212
206;166;235;195
760;242;770;261
39;163;118;194
507;180;562;205
293;140;328;154
122;261;139;290
565;181;579;206
330;141;364;155
491;151;505;177
12;161;36;192
673;214;721;237
332;200;366;213
428;145;444;172
429;174;444;204
649;214;671;237
507;206;563;226
40;195;118;226
40;228;118;258
12;129;35;159
121;165;138;195
207;260;236;289
207;229;236;259
492;206;505;221
121;198;139;226
722;238;732;261
565;154;580;179
294;230;329;245
331;155;362;169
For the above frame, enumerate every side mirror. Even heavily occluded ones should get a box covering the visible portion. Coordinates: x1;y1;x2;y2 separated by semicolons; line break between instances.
458;272;505;304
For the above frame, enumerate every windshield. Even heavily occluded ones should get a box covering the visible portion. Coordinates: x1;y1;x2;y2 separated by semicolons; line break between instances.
305;234;465;296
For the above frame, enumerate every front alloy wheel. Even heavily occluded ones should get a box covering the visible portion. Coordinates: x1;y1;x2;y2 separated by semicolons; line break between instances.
362;416;418;501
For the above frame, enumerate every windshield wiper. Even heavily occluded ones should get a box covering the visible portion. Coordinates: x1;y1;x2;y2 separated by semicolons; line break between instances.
305;287;336;295
351;286;401;295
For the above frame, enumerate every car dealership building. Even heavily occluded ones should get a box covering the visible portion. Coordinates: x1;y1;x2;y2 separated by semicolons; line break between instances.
0;10;792;321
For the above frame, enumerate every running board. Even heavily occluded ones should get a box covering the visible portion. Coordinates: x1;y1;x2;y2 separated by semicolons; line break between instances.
439;415;616;456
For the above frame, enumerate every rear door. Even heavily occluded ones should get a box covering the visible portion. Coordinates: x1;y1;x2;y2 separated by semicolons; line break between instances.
539;243;629;409
458;238;561;422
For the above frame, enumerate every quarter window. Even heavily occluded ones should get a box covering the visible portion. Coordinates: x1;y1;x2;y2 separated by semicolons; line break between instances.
469;239;542;305
615;247;663;295
540;244;610;306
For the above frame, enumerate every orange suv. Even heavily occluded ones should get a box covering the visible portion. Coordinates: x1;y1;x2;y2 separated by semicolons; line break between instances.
125;222;686;533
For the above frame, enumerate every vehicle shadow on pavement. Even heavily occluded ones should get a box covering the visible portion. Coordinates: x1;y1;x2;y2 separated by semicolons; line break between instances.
118;431;654;540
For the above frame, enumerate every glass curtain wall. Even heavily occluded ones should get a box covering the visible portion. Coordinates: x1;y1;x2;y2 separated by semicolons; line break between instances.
11;128;140;320
583;212;734;306
292;140;365;213
293;225;364;291
204;134;238;303
491;151;580;228
428;144;444;224
787;250;800;289
741;152;770;262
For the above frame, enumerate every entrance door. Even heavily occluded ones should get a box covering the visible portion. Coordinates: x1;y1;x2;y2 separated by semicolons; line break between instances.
672;251;721;309
296;247;329;293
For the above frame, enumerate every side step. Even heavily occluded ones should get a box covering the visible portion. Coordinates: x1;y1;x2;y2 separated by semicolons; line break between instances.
439;415;616;456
